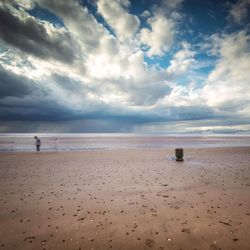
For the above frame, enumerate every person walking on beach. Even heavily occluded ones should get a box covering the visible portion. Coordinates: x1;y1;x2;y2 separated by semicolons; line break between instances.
34;136;41;151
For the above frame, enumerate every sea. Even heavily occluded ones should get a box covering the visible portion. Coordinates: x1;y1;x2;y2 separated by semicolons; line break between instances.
0;133;250;152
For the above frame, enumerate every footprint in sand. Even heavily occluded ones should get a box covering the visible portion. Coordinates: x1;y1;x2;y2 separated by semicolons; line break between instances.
145;239;155;248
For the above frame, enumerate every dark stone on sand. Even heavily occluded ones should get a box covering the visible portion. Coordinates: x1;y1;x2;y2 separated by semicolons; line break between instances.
175;148;184;161
219;220;231;226
78;217;85;221
181;228;191;233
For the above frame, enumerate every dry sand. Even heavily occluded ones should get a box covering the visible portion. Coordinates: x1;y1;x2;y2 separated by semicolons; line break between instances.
0;147;250;250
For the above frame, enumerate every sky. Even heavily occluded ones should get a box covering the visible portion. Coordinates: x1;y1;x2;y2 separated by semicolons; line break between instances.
0;0;250;134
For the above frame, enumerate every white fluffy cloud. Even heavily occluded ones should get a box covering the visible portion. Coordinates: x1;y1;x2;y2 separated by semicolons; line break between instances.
203;31;250;113
140;13;174;56
152;30;250;126
166;42;196;77
37;0;107;56
96;0;140;40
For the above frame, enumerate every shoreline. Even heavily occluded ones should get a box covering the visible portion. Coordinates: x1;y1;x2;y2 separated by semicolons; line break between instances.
0;147;250;249
1;135;250;153
1;145;250;154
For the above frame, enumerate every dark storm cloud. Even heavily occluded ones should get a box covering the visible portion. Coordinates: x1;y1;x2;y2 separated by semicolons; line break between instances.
0;68;72;122
0;119;135;133
0;66;34;98
0;5;76;63
0;103;78;121
0;67;221;124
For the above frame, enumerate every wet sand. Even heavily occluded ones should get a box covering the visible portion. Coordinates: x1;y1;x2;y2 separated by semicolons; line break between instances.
0;147;250;250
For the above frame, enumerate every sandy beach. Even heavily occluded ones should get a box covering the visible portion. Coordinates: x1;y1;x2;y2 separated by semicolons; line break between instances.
0;147;250;250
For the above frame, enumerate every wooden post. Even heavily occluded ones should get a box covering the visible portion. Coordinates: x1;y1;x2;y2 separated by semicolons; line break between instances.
175;148;184;162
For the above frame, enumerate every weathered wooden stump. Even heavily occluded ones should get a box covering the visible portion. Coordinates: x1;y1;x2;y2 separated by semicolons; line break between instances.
175;148;184;162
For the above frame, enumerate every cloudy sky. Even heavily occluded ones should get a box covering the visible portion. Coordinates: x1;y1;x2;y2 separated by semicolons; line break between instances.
0;0;249;133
